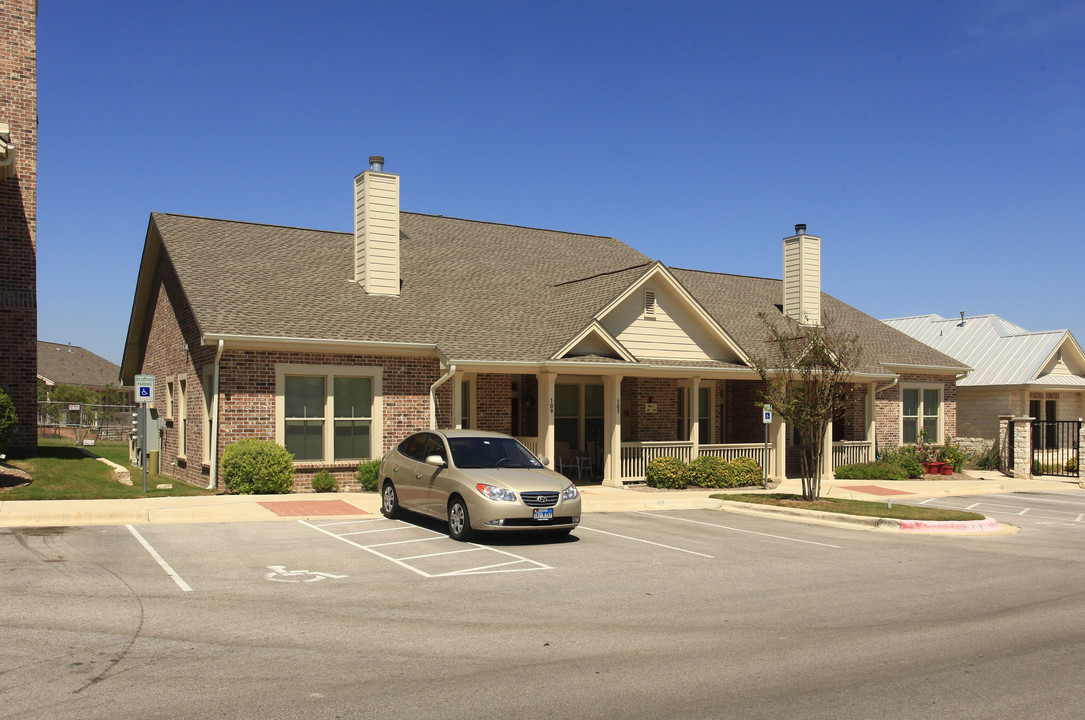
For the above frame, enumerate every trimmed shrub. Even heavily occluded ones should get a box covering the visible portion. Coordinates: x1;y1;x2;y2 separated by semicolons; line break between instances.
311;469;338;493
355;459;381;492
0;387;17;453
834;461;906;481
729;457;764;487
1067;455;1079;473
645;456;687;489
681;456;731;488
221;439;295;494
879;446;924;479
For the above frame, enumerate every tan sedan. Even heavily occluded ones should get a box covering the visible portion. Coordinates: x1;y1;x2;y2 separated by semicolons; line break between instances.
378;430;581;541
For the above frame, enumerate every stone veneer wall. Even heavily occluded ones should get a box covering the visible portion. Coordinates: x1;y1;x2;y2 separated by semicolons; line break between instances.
0;1;36;454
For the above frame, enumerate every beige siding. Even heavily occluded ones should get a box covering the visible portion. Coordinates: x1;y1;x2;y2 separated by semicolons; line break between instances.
602;282;731;361
354;171;400;296
783;234;820;326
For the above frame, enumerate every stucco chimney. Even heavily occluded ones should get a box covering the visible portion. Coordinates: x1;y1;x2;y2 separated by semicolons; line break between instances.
782;224;821;326
354;156;401;296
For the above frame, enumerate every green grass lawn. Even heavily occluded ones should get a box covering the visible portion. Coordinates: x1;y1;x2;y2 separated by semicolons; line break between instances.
2;439;216;500
713;493;985;522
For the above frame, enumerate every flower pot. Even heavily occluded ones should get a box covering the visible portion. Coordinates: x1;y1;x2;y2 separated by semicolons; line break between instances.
921;461;938;474
940;464;953;475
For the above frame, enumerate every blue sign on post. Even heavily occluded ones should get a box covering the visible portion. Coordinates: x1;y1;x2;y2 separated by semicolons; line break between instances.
135;374;155;404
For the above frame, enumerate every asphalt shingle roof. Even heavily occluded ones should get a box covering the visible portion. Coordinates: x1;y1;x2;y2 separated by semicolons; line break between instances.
38;341;122;387
148;212;967;374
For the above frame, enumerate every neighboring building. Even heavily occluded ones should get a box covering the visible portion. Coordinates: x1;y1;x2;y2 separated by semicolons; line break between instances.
37;341;129;400
0;0;37;454
883;313;1085;454
121;159;968;491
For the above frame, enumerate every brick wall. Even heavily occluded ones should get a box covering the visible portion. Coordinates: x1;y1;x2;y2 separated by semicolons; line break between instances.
621;377;678;441
725;380;767;443
137;250;444;491
0;0;36;454
875;373;958;449
476;373;512;433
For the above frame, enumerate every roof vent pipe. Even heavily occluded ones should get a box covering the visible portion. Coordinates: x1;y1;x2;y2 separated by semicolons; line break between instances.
795;223;807;235
369;156;385;172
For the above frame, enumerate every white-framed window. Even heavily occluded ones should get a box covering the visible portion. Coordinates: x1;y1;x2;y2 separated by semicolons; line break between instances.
202;369;214;463
165;378;175;420
177;375;188;459
457;373;475;429
275;364;383;463
678;382;715;444
901;383;942;444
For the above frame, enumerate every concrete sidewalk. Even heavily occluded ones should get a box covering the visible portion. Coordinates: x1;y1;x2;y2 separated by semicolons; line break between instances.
0;472;1081;528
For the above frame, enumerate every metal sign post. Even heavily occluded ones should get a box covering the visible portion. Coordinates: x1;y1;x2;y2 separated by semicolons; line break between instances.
762;405;772;490
134;375;154;493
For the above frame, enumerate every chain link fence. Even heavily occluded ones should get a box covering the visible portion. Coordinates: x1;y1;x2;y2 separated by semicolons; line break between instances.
38;401;135;444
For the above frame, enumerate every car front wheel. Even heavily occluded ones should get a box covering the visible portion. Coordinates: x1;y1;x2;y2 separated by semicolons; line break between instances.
381;481;400;519
448;497;473;542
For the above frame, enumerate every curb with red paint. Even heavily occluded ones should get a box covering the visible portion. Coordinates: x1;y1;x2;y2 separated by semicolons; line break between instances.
899;517;1001;533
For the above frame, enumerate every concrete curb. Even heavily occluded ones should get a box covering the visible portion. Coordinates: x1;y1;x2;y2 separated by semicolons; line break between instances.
716;500;1013;534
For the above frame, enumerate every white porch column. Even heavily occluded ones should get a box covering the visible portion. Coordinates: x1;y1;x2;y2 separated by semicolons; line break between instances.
690;377;701;459
772;418;786;480
537;372;556;466
866;382;876;445
603;374;623;487
452;371;464;429
821;419;834;479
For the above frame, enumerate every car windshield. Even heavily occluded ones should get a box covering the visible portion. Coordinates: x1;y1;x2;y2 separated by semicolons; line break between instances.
447;437;543;469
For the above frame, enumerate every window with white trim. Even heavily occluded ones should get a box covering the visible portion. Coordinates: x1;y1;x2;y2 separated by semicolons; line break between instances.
177;376;187;459
901;384;942;444
277;365;382;463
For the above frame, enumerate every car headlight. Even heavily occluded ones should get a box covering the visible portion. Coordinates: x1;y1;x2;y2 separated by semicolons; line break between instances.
562;484;579;500
476;483;517;502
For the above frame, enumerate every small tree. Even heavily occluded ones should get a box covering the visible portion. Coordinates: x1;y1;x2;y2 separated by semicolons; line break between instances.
0;387;18;453
748;311;861;501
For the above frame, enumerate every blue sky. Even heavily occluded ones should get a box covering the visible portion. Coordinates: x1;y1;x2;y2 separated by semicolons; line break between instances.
37;1;1085;366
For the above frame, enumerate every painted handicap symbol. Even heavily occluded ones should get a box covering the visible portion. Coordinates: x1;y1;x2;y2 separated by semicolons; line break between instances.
265;565;349;583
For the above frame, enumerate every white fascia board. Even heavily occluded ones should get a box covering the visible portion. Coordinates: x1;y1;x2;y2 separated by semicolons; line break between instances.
593;262;752;365
202;333;440;357
447;357;763;379
879;362;972;374
552;320;637;362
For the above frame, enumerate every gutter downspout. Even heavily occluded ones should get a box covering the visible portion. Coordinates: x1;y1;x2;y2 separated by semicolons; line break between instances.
429;363;456;429
208;340;225;490
874;377;898;395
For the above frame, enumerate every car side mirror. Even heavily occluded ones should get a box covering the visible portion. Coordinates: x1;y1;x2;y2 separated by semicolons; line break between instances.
424;455;446;467
537;456;550;467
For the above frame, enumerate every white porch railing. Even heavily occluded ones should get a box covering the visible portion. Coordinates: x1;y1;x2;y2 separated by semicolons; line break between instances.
621;442;770;482
832;441;873;468
515;437;539;456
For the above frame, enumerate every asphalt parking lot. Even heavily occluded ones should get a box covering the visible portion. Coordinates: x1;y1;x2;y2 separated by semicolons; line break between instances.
5;498;1085;719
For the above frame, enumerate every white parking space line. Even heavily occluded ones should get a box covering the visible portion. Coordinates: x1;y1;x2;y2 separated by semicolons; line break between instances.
639;512;843;548
576;525;715;558
904;496;1085;524
125;525;193;592
299;519;551;577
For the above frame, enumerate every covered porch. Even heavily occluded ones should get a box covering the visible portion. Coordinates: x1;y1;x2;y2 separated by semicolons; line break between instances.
441;365;878;486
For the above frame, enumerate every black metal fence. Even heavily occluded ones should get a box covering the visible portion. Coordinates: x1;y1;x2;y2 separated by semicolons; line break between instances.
1031;420;1081;478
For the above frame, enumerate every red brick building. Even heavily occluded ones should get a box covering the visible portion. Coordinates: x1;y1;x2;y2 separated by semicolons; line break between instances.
0;0;37;455
122;160;968;491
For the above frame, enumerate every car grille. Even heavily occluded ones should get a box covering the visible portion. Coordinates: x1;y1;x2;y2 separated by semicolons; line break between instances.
520;491;559;507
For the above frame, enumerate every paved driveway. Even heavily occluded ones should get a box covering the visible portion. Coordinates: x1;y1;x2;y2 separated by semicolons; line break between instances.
3;507;1085;719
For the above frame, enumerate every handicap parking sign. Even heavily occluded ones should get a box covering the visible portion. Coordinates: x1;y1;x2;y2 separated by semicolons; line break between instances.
135;374;155;404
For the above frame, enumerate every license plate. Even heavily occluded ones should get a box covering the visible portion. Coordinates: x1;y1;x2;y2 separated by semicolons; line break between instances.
533;508;554;521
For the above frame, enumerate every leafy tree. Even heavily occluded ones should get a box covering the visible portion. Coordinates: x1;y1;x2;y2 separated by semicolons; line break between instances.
40;383;101;405
748;311;861;501
0;387;18;453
